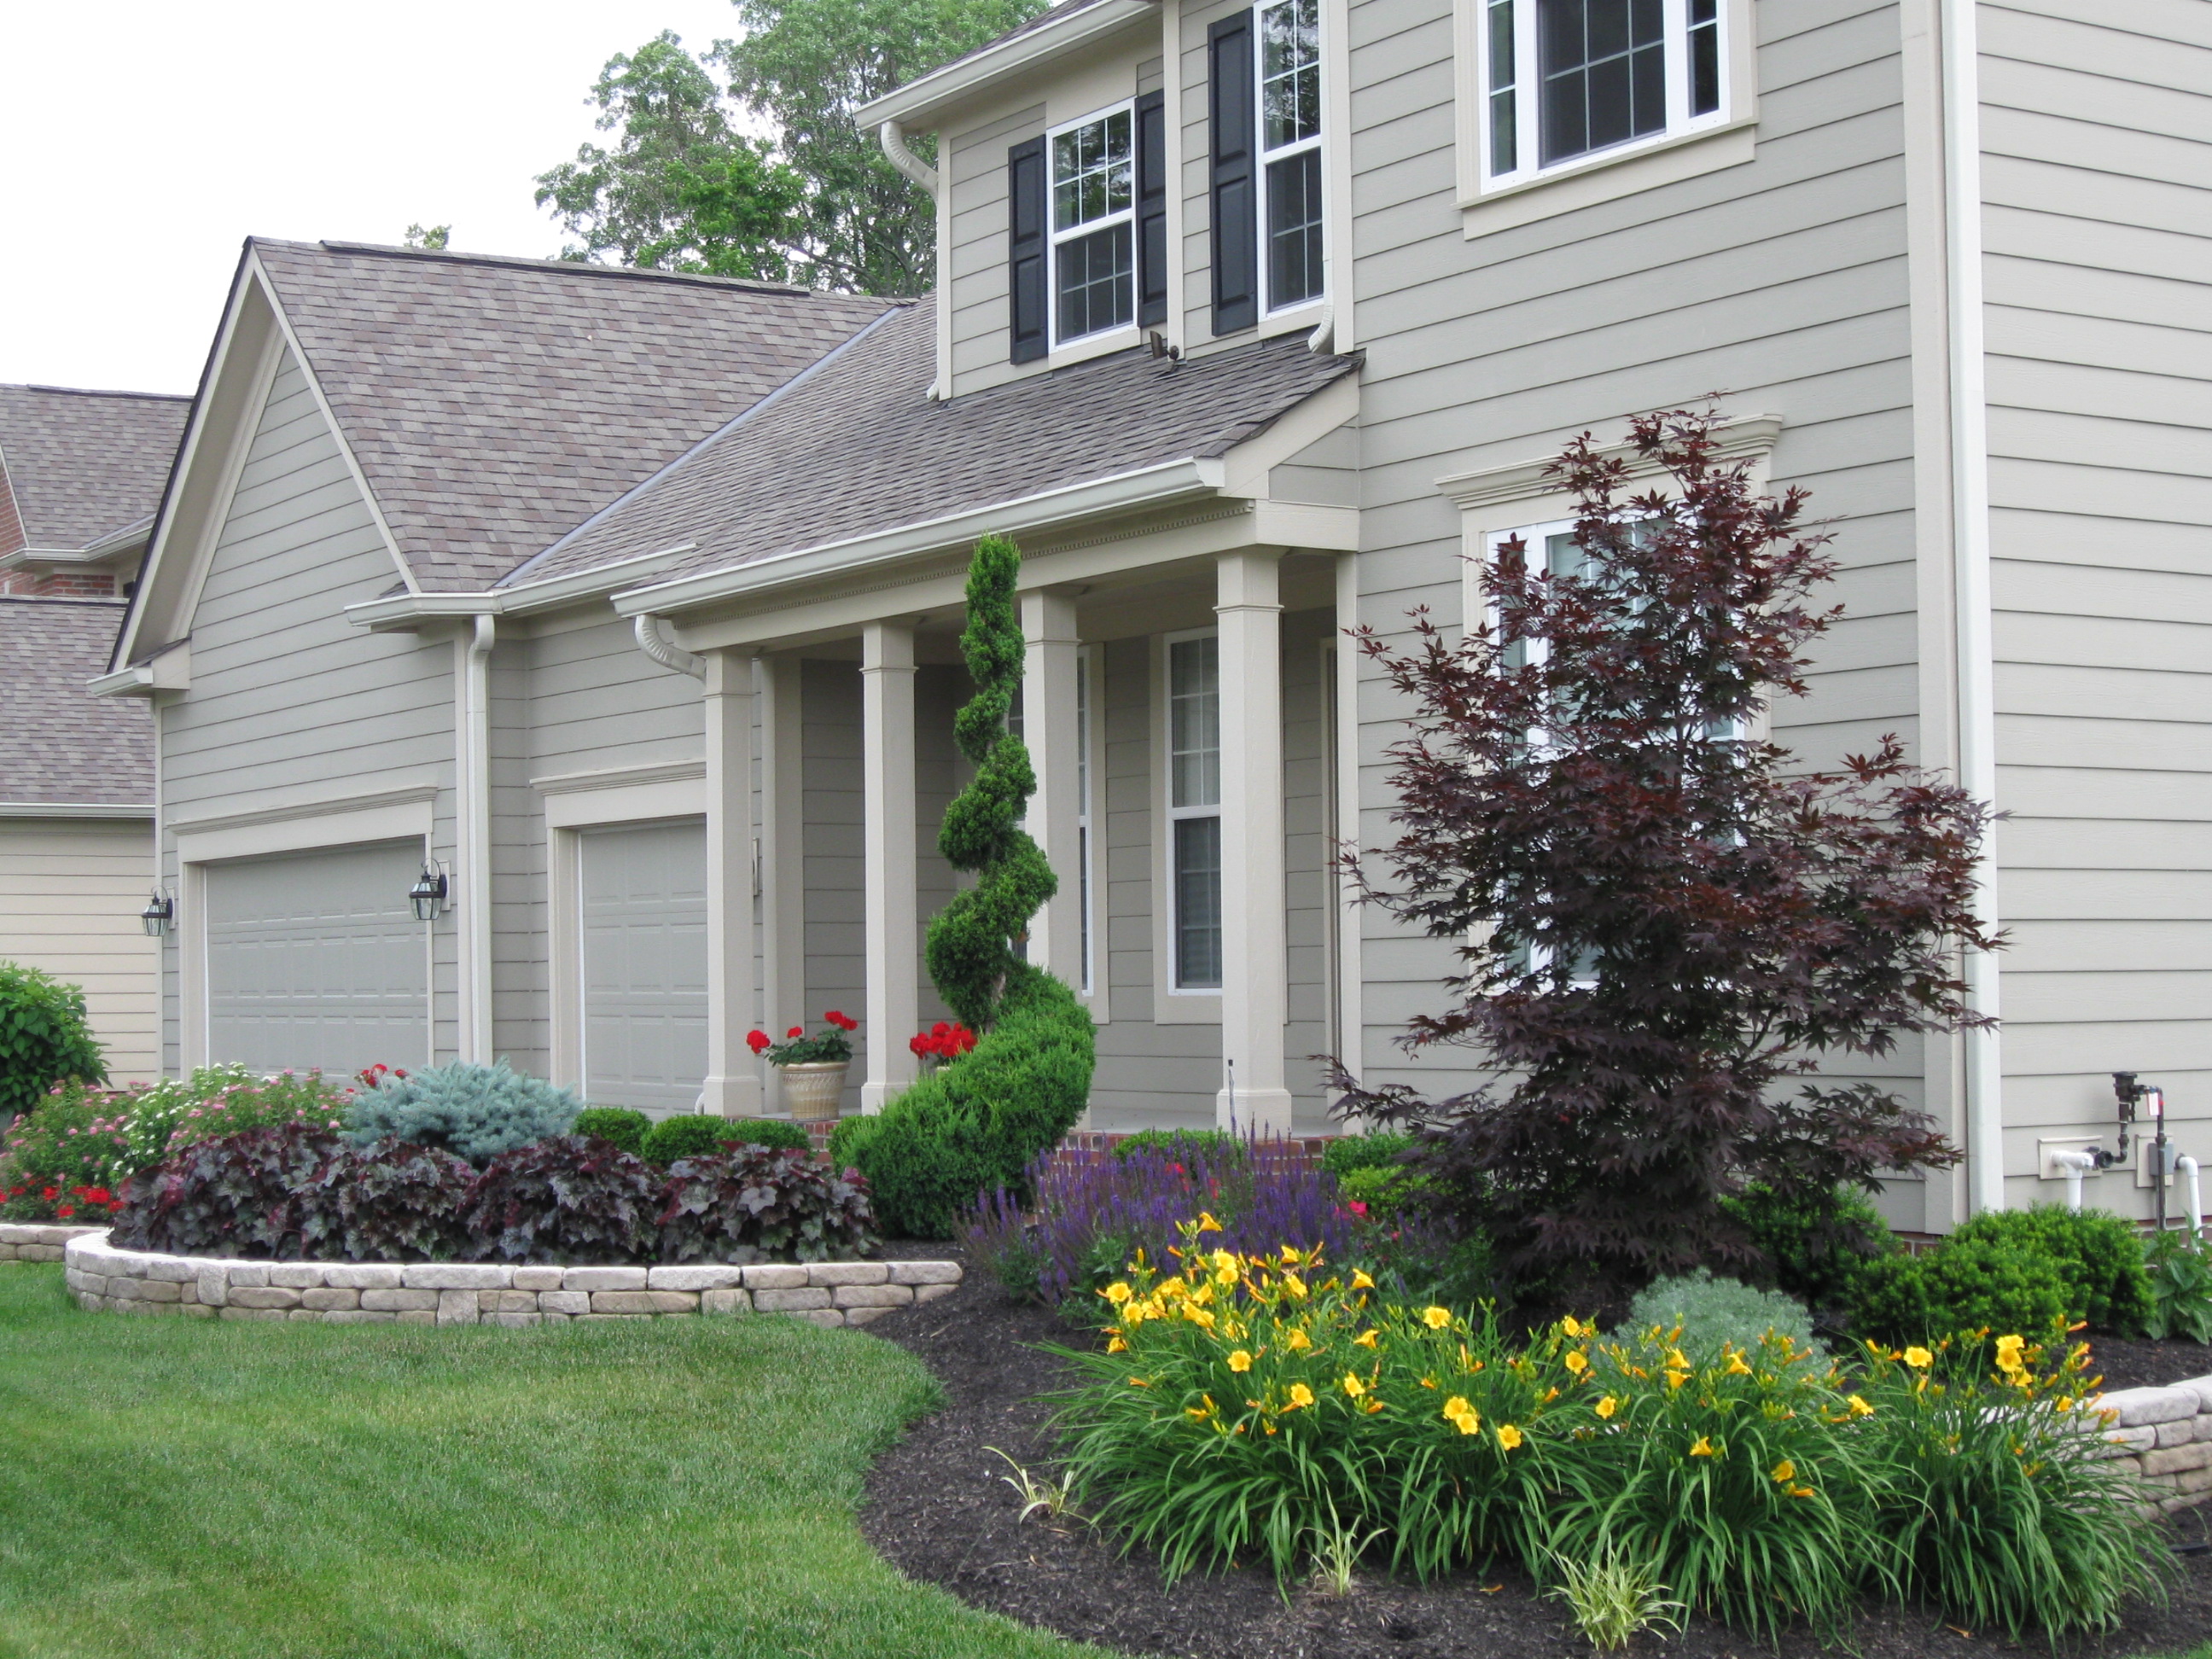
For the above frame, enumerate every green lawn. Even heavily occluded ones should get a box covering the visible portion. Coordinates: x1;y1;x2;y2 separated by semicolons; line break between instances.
0;1262;1088;1659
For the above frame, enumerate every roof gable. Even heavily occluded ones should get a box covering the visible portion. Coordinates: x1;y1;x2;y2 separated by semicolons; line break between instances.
0;385;190;553
249;241;899;591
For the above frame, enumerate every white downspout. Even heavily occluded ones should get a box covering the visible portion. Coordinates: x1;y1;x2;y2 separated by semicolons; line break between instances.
878;119;939;196
633;614;707;680
879;120;950;402
1941;0;2005;1216
2178;1155;2203;1240
456;614;496;1063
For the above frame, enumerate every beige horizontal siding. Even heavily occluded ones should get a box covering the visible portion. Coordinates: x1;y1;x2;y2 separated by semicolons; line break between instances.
0;818;158;1084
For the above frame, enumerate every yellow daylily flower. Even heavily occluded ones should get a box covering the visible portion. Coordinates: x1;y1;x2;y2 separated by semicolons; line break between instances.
1561;1316;1585;1338
1127;1377;1150;1388
1689;1435;1715;1458
1106;1334;1128;1353
1422;1306;1452;1330
1210;1249;1237;1276
1353;1329;1379;1349
1443;1396;1479;1435
1284;1328;1312;1353
1226;1349;1253;1373
1497;1423;1523;1450
1342;1372;1366;1399
1103;1282;1132;1305
1771;1459;1796;1483
1286;1382;1315;1409
1725;1353;1752;1377
1665;1369;1691;1391
1847;1394;1874;1418
1563;1349;1589;1375
1595;1395;1617;1420
1790;1484;1816;1499
1194;1212;1223;1234
1903;1346;1933;1369
1282;1272;1308;1300
1350;1268;1375;1290
1278;1245;1303;1265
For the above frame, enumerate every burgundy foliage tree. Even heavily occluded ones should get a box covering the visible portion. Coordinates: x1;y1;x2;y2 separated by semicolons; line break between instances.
1334;408;1999;1301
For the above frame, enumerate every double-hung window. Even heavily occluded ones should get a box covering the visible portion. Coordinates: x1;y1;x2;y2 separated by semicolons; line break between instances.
1480;0;1726;184
1258;0;1324;313
1049;104;1136;345
1165;632;1222;992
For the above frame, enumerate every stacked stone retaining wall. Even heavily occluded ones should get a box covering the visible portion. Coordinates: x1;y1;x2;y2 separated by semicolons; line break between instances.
0;1223;104;1260
49;1230;956;1329
2083;1376;2212;1513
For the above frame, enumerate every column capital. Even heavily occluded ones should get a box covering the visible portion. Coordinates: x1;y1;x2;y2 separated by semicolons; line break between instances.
1214;546;1285;614
1020;586;1081;644
861;620;917;673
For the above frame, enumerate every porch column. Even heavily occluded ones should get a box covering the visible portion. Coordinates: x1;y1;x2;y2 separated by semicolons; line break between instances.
759;655;806;1114
861;622;919;1111
1021;589;1085;989
701;649;763;1116
1215;549;1291;1135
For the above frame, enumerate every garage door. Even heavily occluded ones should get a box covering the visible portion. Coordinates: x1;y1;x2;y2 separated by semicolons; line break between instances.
580;819;708;1116
206;840;429;1077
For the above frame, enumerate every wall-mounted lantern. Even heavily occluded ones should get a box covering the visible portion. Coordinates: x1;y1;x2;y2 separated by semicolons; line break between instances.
140;889;175;937
408;861;450;923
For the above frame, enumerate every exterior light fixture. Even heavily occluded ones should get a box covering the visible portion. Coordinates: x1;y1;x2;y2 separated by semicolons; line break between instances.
408;862;449;923
140;889;175;937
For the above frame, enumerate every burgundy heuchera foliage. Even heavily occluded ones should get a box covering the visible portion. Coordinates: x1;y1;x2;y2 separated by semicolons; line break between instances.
1332;408;1998;1300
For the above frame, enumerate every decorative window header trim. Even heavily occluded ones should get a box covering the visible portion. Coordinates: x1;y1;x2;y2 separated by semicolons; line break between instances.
1435;412;1783;514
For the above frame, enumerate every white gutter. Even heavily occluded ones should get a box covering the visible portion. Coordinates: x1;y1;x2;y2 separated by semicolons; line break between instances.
855;0;1155;130
1941;0;2004;1216
456;614;496;1063
342;544;700;632
87;640;189;699
610;457;1226;619
0;802;154;819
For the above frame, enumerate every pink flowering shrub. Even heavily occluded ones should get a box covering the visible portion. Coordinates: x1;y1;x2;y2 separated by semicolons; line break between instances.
0;1082;135;1219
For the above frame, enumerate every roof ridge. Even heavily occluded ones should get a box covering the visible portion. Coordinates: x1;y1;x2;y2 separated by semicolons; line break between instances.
275;238;910;306
3;383;193;403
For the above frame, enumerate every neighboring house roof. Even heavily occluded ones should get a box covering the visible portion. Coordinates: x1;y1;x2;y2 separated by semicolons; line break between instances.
508;299;1361;591
0;385;190;556
249;240;900;591
0;599;151;806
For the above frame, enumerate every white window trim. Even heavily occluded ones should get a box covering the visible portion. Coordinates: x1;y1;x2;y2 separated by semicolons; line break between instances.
1256;0;1326;318
1150;630;1222;1022
1046;98;1138;350
1452;0;1756;237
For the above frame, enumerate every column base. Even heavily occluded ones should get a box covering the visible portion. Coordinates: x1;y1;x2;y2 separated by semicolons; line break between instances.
700;1074;765;1119
1217;1086;1294;1138
859;1080;910;1115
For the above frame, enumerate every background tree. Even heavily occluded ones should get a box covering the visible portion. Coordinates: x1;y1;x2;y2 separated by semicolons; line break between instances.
1335;408;1997;1304
538;0;1045;292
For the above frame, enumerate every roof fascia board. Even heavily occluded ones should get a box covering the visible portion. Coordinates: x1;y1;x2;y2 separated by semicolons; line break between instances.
342;543;701;632
114;286;281;671
856;0;1157;129
0;802;154;820
243;247;421;596
1214;370;1360;498
610;457;1223;619
88;638;189;700
110;252;264;671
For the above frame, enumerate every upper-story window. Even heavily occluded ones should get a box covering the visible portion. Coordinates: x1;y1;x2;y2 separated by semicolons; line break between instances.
1049;103;1137;345
1259;0;1323;313
1481;0;1725;184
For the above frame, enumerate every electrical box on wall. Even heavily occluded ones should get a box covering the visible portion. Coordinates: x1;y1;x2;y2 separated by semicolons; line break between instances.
2138;1140;2185;1189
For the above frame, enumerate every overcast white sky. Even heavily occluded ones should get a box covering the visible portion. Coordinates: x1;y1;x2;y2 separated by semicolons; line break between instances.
1;1;748;395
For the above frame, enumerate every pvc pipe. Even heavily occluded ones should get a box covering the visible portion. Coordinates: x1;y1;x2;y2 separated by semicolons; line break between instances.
2050;1148;2097;1214
2179;1155;2203;1240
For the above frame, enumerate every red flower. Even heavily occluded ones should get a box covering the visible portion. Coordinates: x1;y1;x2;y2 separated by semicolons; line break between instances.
38;1187;55;1202
824;1010;859;1031
908;1032;932;1057
788;1026;805;1039
746;1029;772;1056
55;1207;74;1219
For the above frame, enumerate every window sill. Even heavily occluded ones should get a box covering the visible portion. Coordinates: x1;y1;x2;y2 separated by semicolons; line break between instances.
1257;299;1326;341
1154;988;1221;1025
1046;326;1143;371
1458;117;1755;240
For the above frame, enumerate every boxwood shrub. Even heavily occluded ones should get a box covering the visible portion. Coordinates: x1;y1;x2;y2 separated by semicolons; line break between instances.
570;1107;651;1156
1947;1205;2152;1335
638;1114;812;1166
1851;1237;2070;1347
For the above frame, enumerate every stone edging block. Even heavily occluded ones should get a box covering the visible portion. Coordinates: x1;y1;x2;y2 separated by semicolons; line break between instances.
57;1230;958;1334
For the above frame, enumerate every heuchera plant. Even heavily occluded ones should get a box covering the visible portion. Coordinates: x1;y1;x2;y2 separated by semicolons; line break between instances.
746;1010;858;1065
657;1144;878;1264
1333;408;1997;1301
460;1134;660;1263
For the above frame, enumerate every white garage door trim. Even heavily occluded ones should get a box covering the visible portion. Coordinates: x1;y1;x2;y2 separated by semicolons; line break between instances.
177;794;436;1070
197;839;432;1079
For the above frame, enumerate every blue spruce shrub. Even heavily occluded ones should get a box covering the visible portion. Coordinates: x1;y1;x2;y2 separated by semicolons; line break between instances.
343;1060;580;1167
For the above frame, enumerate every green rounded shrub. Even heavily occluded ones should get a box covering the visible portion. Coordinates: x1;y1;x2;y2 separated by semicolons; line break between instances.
0;962;105;1124
723;1116;812;1154
1720;1182;1901;1311
639;1114;812;1165
831;963;1093;1237
570;1107;651;1155
1111;1128;1246;1166
343;1060;579;1167
1852;1238;2069;1345
1948;1205;2151;1335
1322;1128;1415;1179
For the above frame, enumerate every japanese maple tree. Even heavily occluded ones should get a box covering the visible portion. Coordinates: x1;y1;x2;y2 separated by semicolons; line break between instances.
1336;408;1998;1301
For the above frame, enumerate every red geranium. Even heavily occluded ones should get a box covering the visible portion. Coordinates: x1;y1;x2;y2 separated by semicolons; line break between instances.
908;1021;978;1068
746;1029;772;1056
824;1010;859;1032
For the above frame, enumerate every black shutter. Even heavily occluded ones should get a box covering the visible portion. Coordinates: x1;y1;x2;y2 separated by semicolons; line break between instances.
1208;12;1259;335
1008;135;1048;364
1135;89;1168;329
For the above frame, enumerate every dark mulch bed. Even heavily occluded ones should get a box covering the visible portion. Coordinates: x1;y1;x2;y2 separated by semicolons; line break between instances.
859;1250;2212;1659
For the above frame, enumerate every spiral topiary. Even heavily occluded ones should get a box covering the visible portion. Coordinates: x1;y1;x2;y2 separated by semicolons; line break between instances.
924;533;1059;1031
835;533;1095;1236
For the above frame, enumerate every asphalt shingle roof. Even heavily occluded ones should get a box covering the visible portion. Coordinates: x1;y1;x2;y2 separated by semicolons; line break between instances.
0;599;151;805
0;386;190;553
251;240;899;591
512;299;1360;590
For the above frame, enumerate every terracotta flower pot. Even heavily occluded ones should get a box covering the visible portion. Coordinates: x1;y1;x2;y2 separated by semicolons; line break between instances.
777;1061;849;1122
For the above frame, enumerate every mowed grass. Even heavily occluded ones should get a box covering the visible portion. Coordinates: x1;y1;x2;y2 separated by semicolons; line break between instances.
0;1263;1086;1659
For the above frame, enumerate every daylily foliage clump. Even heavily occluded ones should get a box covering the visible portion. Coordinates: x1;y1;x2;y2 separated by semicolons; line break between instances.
1052;1220;2164;1639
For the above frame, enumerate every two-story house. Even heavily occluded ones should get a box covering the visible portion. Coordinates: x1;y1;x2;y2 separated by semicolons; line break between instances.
102;0;2209;1231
